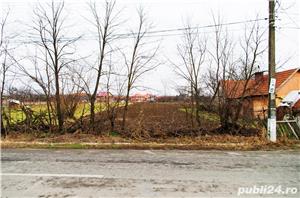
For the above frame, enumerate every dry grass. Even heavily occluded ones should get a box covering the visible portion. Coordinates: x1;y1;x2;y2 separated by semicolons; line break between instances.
73;102;260;138
2;132;299;150
3;103;299;150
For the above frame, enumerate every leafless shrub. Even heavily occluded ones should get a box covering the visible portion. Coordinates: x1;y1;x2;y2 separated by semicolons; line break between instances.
172;21;207;127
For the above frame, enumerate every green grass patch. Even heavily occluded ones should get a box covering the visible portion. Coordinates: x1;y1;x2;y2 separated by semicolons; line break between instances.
179;108;220;123
2;102;108;125
109;131;120;137
73;102;106;118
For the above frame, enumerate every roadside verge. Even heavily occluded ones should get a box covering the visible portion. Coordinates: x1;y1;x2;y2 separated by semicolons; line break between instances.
2;140;300;150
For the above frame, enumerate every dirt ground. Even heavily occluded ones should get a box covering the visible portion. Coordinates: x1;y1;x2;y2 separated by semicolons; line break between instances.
74;102;260;139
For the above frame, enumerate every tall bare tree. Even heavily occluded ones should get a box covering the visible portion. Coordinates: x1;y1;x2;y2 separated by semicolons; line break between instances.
210;16;235;129
121;8;160;130
88;0;119;128
33;1;79;132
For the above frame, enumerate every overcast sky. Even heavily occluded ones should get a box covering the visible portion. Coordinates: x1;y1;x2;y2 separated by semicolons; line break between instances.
1;0;299;95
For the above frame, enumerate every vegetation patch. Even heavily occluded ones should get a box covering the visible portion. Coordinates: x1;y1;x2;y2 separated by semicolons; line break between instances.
2;137;299;150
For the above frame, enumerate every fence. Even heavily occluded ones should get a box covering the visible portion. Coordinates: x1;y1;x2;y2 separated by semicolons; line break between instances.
277;119;300;139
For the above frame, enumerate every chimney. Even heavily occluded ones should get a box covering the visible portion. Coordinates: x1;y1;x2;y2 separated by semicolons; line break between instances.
254;71;264;81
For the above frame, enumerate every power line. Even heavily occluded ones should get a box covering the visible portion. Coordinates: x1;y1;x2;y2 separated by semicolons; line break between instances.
117;18;269;36
7;17;269;44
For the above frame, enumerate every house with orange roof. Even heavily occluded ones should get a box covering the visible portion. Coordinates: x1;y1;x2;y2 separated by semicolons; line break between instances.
223;68;300;119
130;92;156;103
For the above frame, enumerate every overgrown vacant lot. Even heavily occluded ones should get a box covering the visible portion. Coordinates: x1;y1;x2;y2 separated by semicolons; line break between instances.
79;102;259;138
4;102;300;150
6;102;259;138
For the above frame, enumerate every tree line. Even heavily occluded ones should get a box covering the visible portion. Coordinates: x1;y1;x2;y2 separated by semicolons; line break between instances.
0;0;266;136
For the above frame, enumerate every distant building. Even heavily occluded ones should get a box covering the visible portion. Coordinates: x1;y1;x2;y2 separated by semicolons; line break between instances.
130;93;156;103
97;91;113;102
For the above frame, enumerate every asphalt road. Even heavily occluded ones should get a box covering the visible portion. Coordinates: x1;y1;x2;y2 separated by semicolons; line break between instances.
1;149;300;197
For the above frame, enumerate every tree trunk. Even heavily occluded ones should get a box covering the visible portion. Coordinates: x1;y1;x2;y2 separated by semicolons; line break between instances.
90;95;96;128
110;112;115;132
45;97;52;131
190;83;194;127
0;119;5;138
194;87;201;127
1;102;5;138
54;72;63;133
1;72;6;137
195;99;201;126
122;88;130;131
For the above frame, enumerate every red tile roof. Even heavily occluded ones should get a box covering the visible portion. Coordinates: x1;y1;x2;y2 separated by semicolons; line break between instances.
97;92;112;97
224;68;299;99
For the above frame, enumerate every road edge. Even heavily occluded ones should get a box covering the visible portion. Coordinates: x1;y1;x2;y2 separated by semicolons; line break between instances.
1;141;300;150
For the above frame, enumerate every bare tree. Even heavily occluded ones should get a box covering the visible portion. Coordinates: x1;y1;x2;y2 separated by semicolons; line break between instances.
87;0;120;129
18;51;54;128
0;11;12;137
206;16;265;130
120;8;160;130
172;22;207;126
210;16;235;129
60;70;84;120
68;62;92;127
32;1;79;132
231;21;265;123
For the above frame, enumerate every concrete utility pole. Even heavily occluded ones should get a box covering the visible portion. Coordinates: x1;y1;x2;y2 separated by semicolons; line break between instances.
268;0;277;142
